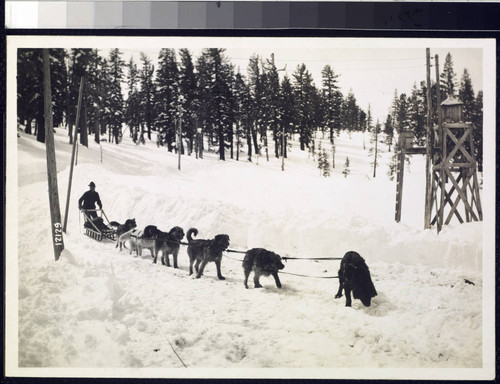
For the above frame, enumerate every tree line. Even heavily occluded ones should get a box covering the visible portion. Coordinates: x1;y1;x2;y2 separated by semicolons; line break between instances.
17;48;370;162
17;49;483;170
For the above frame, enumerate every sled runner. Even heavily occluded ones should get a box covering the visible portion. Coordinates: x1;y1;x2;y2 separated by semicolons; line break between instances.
80;209;117;242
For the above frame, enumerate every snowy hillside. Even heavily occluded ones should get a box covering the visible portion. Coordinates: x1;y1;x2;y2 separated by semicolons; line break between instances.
7;127;493;379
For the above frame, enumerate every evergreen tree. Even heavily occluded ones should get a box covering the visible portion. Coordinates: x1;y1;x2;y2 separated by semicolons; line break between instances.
384;114;394;151
279;75;295;160
155;48;179;151
321;65;342;143
17;49;69;143
232;71;247;161
408;82;426;144
66;49;92;144
197;48;234;160
247;55;263;155
292;63;316;150
17;49;43;136
125;57;141;143
342;156;350;178
363;105;372;149
369;119;382;178
317;144;330;177
341;90;359;133
440;52;457;98
459;68;476;122
139;53;155;141
472;90;483;171
390;89;399;132
107;49;125;144
396;93;410;132
263;54;282;159
178;49;197;155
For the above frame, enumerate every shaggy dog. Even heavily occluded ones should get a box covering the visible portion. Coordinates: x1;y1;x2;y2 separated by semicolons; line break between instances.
153;226;185;268
335;251;377;307
242;248;285;289
186;228;230;280
110;218;137;251
129;226;160;257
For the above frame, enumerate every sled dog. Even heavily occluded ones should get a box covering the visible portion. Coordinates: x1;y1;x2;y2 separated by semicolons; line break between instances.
243;248;285;289
154;226;185;268
110;218;137;251
186;228;230;280
335;251;377;307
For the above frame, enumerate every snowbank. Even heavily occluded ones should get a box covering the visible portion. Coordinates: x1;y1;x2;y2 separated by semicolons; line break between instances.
7;128;492;379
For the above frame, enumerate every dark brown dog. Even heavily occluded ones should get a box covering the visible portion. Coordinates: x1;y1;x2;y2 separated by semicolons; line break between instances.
110;218;137;251
335;251;377;307
153;226;185;268
243;248;285;289
186;228;230;280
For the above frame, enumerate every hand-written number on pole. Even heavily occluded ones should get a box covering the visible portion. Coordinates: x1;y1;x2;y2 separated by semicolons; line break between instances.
54;223;63;246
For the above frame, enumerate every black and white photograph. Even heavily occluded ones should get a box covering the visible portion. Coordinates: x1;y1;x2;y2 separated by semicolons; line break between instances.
5;36;496;380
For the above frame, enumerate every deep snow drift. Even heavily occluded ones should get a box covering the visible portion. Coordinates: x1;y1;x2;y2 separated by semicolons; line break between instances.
7;127;494;379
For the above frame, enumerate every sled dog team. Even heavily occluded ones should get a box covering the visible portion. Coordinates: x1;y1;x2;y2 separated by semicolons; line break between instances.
109;219;377;307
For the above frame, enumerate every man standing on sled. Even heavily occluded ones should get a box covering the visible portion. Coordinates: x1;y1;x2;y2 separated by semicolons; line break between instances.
78;181;102;221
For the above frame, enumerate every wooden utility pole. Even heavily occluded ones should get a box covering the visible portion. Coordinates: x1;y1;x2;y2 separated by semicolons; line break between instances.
424;48;433;229
43;49;64;260
63;77;85;233
177;103;182;171
435;55;443;149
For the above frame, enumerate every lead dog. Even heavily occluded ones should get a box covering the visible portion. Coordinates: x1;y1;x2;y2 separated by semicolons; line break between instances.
335;251;377;307
242;248;285;289
186;228;230;280
153;226;185;268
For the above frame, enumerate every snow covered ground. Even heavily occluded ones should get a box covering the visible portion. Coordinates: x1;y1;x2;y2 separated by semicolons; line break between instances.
6;127;495;380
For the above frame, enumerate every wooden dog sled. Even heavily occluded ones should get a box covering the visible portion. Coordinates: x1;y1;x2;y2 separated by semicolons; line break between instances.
80;209;117;242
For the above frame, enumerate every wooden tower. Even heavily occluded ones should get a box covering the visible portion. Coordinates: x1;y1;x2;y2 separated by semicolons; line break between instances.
430;96;483;232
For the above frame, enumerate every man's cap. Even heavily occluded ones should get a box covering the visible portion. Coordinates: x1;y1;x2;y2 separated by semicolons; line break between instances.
89;182;96;187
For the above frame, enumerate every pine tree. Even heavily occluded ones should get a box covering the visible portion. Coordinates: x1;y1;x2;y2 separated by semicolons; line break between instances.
440;52;457;98
263;54;281;159
384;114;394;151
155;48;179;151
342;156;350;178
139;53;155;141
472;90;483;171
408;82;426;145
341;90;359;134
17;49;69;143
107;49;125;145
317;144;330;177
178;49;197;155
125;57;141;143
247;55;263;155
369;119;382;177
321;65;342;143
363;105;372;149
459;68;476;122
17;49;43;138
292;63;316;151
279;75;295;161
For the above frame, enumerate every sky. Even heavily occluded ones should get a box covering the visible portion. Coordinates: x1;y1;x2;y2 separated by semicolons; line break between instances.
118;42;484;123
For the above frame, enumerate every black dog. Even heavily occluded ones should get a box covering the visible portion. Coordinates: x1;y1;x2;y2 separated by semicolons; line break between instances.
186;228;230;280
243;248;285;289
335;251;377;307
153;226;185;268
